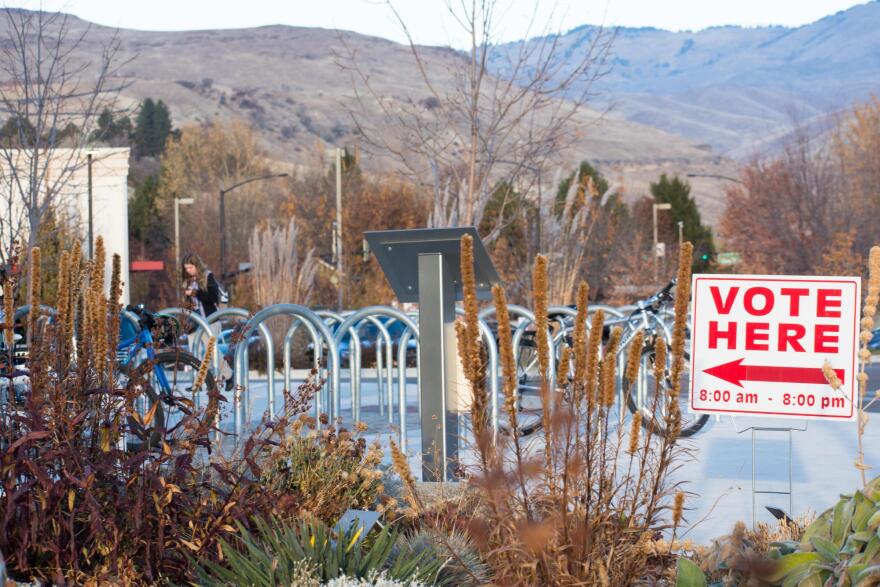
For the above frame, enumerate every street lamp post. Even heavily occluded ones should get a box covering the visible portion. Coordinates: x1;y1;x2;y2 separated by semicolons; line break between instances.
334;148;343;310
677;220;684;249
653;202;672;283
219;172;289;279
174;197;194;279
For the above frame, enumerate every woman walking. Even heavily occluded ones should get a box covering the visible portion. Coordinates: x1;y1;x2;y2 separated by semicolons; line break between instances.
181;252;233;386
182;252;221;318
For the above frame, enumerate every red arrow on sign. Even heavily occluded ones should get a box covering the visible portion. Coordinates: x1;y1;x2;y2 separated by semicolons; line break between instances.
704;358;845;388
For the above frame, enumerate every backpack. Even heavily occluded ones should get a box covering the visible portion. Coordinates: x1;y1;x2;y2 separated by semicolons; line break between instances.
217;282;230;305
208;271;230;306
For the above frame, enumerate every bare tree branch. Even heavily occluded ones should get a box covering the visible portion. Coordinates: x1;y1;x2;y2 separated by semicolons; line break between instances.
337;1;613;240
0;8;132;259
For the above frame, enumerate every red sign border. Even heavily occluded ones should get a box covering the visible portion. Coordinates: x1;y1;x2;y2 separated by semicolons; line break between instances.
689;275;860;419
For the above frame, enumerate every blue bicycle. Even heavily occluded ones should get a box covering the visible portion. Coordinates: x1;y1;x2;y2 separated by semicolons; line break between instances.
119;305;218;452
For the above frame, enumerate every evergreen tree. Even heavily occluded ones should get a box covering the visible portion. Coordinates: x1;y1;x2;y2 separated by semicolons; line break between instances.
90;107;132;145
649;173;715;270
128;176;169;256
0;116;37;147
133;98;173;157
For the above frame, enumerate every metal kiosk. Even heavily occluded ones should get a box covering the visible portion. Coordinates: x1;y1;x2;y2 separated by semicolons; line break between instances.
365;227;500;481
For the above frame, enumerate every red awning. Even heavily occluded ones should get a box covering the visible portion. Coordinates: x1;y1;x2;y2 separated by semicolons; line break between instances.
130;261;164;272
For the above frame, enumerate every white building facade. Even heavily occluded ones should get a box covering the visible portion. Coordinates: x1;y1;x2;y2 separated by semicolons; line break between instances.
0;147;131;302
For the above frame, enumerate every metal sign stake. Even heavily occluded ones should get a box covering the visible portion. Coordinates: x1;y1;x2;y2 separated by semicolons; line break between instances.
417;252;459;480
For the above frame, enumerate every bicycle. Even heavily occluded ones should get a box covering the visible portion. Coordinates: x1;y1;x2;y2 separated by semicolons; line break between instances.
510;279;707;438
118;305;219;452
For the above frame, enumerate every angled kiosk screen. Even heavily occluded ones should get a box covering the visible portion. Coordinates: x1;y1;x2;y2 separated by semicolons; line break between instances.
364;227;499;303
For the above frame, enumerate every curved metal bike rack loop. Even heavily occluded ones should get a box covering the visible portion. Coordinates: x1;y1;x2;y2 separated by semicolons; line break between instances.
354;315;395;420
396;326;416;452
454;308;500;441
321;311;364;422
207;308;275;417
479;304;558;398
333;307;419;450
282;316;326;419
373;315;411;423
346;314;396;422
233;304;338;437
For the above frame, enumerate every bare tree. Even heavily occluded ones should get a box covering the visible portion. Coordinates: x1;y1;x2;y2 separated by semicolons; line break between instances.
0;8;129;260
341;0;613;238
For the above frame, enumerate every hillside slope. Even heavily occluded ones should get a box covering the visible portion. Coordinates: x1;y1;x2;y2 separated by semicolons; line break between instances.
0;10;737;220
491;1;880;155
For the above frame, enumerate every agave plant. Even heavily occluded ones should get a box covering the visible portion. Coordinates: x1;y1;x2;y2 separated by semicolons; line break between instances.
196;517;445;586
395;528;489;587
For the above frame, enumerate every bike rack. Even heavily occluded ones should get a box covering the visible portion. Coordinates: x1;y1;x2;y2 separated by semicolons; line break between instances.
373;319;395;420
345;314;396;422
333;307;419;451
206;308;275;416
233;304;338;436
321;311;364;422
282;315;328;419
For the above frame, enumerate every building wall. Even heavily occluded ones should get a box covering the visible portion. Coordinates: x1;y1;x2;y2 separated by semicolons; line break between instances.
1;148;131;303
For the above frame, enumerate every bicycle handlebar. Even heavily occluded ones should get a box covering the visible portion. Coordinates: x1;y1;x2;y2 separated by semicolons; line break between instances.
125;304;155;329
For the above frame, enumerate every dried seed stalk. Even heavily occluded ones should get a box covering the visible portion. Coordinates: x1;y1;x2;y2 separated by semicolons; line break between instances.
572;282;589;395
493;284;518;431
856;246;880;484
533;255;550;381
28;248;41;342
192;337;217;390
3;280;13;351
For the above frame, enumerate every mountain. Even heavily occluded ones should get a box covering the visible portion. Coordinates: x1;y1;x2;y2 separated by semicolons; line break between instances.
0;10;739;221
490;1;880;156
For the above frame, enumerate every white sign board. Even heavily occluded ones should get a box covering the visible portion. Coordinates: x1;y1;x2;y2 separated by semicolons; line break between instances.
689;274;860;421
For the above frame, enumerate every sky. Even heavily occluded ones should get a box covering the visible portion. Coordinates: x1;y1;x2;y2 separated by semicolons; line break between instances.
2;0;869;47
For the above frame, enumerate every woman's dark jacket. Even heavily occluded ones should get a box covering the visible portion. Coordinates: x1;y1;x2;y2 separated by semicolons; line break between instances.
194;272;221;316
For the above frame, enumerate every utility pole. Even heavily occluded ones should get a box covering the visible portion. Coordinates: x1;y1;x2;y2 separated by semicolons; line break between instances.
678;220;684;249
335;147;344;310
174;197;194;279
653;202;672;283
87;153;93;259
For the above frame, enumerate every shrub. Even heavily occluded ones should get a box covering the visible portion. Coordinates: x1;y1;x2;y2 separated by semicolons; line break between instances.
259;416;384;523
196;517;444;586
0;241;333;583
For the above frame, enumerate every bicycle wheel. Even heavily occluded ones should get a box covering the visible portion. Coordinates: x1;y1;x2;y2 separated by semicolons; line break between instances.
626;346;708;438
122;350;219;454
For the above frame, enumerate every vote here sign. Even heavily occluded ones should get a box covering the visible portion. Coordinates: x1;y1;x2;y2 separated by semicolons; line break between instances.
690;275;861;420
